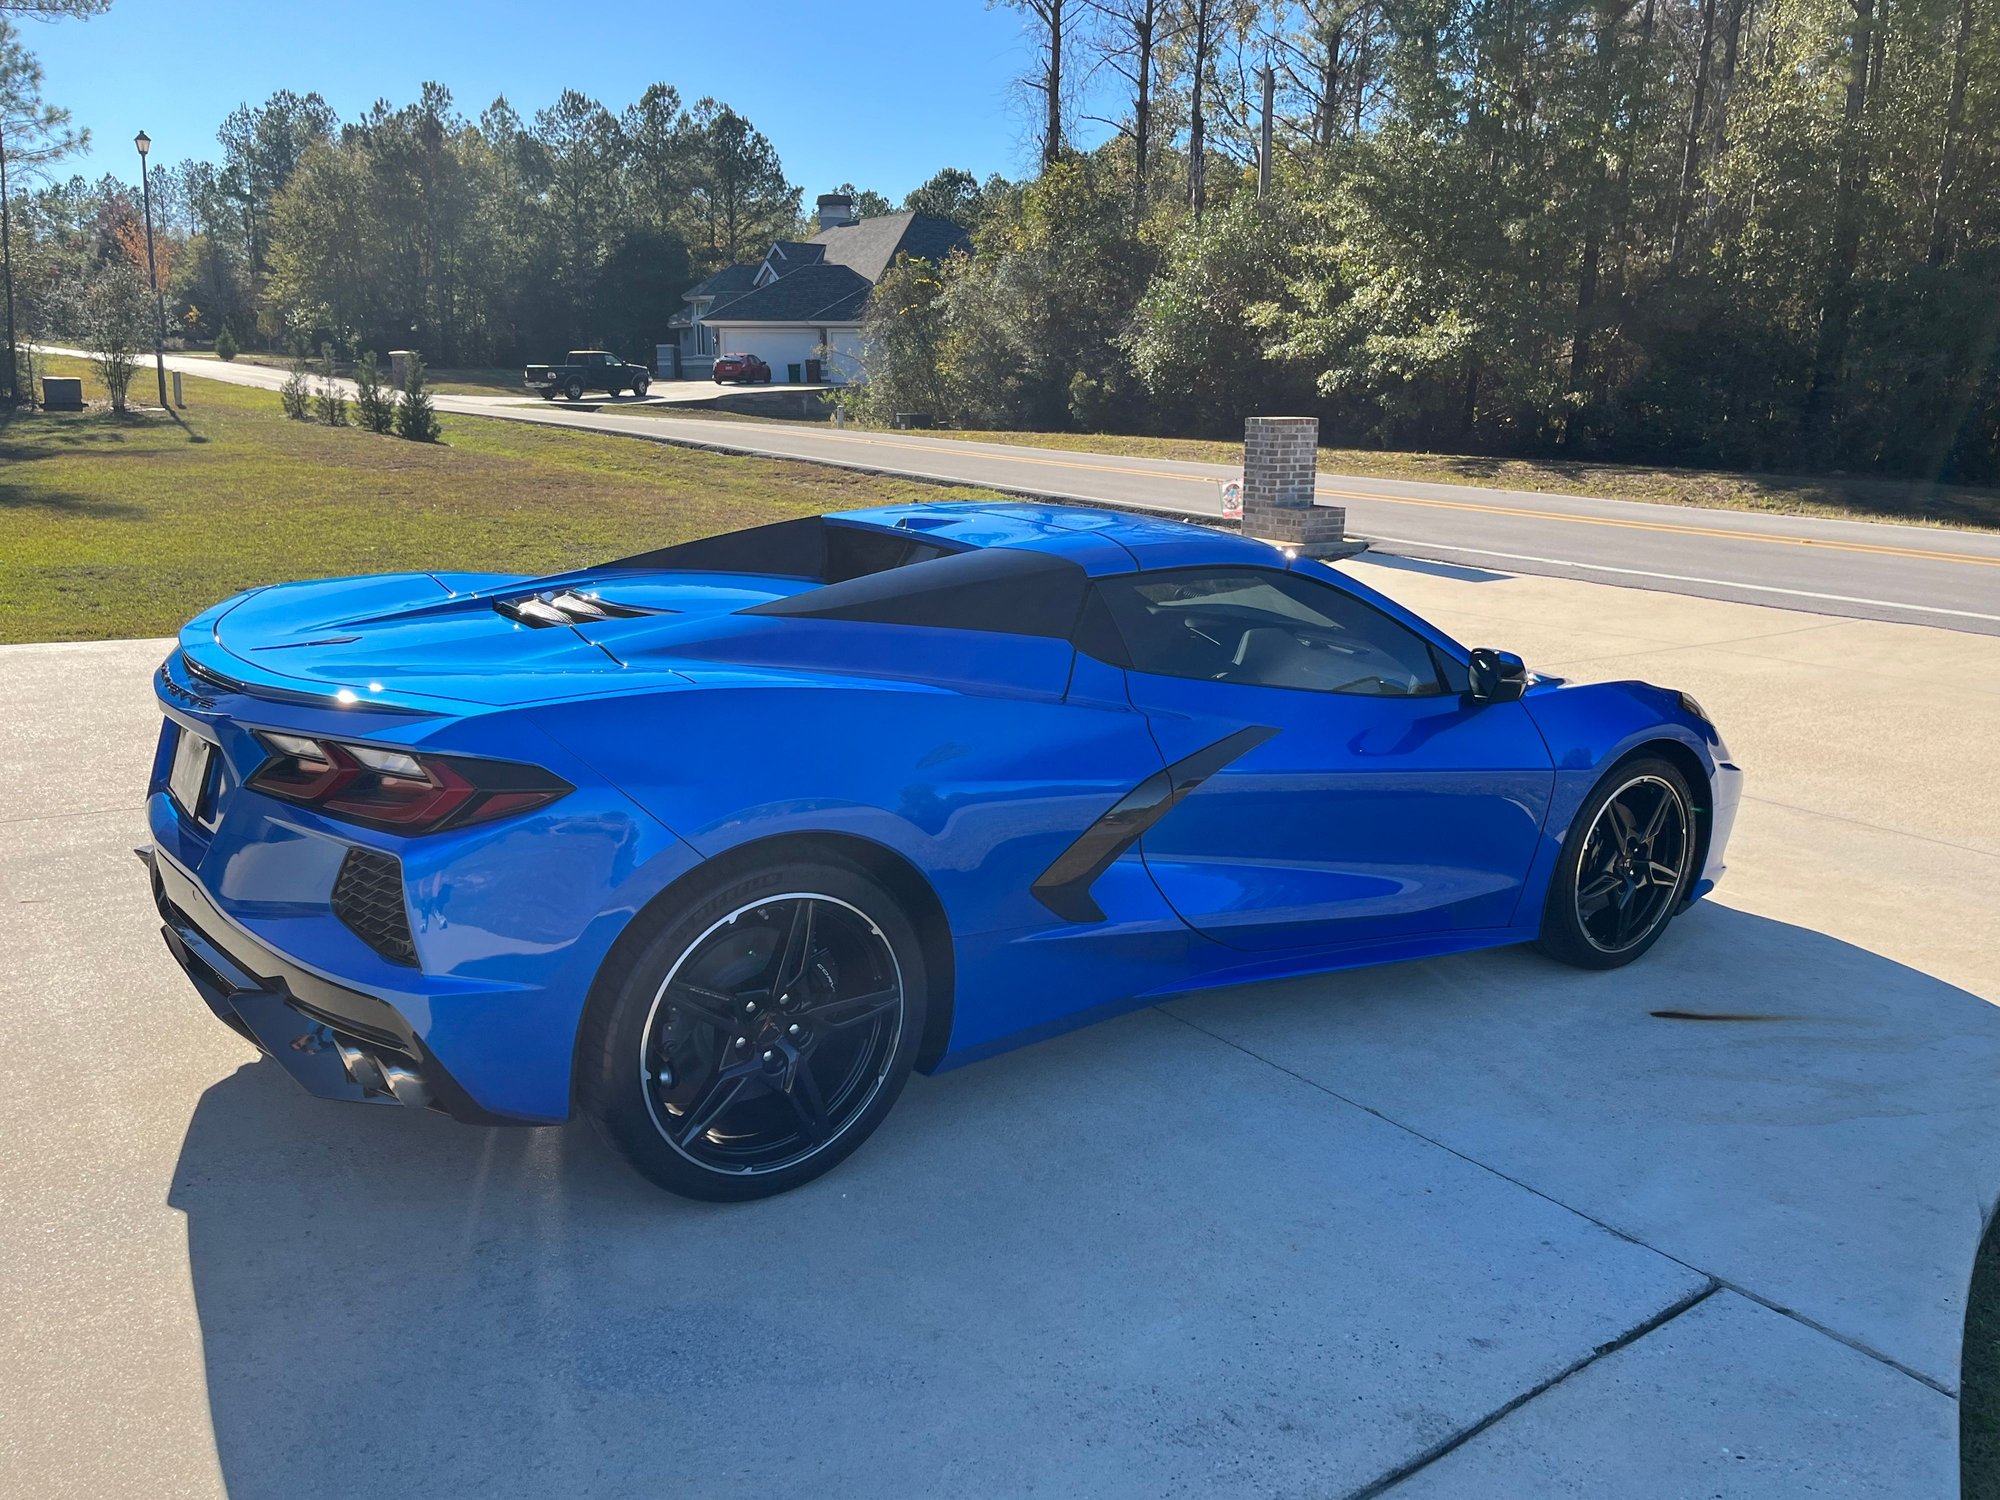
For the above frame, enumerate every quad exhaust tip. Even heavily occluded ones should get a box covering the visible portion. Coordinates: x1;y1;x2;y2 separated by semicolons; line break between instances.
335;1041;433;1109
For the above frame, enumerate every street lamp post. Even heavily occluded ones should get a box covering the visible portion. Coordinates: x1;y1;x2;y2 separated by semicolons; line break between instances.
1;120;17;406
134;130;168;411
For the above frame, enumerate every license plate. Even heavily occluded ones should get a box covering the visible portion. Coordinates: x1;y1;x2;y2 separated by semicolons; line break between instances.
168;726;215;822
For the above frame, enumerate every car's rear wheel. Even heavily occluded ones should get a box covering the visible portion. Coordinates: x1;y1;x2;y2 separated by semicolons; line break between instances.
578;858;926;1201
564;378;584;402
1536;756;1696;970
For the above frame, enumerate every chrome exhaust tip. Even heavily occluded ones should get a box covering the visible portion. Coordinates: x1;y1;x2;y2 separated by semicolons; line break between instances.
335;1041;433;1109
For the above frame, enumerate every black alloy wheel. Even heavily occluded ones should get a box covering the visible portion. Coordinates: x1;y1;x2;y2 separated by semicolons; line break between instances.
579;860;927;1200
1537;757;1696;969
643;892;904;1172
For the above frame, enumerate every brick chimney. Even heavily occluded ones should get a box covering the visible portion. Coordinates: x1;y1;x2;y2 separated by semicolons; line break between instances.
817;193;857;231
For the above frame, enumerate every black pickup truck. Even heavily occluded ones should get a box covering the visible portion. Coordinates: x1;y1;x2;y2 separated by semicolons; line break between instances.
524;350;652;401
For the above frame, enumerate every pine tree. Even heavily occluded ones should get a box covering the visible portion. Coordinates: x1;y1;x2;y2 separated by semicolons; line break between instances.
312;343;347;425
393;351;440;441
214;324;239;362
278;359;310;420
352;351;395;432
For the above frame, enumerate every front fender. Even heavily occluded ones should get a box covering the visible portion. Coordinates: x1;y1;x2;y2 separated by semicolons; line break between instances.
1514;679;1741;919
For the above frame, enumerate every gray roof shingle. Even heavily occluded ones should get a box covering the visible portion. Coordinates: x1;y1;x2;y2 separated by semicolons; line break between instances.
696;212;971;325
812;212;970;283
705;264;873;325
683;263;760;301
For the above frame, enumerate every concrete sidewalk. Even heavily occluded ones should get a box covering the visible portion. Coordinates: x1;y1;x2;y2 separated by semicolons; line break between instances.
1;559;1994;1498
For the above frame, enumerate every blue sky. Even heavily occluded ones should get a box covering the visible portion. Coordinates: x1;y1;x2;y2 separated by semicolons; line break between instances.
24;0;1079;200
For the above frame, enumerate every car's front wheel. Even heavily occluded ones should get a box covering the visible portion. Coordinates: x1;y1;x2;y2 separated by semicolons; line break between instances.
1536;755;1697;970
578;858;927;1201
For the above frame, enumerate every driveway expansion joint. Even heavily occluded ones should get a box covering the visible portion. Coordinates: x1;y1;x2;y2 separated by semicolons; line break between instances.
1344;1282;1723;1499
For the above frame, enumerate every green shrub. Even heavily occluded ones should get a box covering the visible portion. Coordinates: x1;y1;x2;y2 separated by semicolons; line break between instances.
393;352;440;442
352;352;395;433
215;325;239;362
313;344;348;426
279;360;311;421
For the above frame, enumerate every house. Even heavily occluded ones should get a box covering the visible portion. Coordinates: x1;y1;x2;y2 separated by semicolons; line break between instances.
661;263;759;375
661;194;970;383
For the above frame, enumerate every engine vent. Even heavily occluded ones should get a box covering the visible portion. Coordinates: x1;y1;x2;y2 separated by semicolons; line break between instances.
331;848;418;967
495;590;658;628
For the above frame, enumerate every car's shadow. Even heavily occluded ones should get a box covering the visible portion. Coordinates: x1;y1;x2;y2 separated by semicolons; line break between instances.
172;903;2000;1499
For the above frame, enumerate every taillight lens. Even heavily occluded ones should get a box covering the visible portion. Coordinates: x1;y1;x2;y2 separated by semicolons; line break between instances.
247;733;572;834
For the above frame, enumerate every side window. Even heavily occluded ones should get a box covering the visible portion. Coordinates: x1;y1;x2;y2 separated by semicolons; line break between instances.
1087;568;1447;697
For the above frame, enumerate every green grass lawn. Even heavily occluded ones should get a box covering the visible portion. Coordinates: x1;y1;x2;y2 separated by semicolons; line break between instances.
0;358;999;644
907;426;2000;531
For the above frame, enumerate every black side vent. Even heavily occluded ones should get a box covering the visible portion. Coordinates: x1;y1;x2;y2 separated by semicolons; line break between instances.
495;590;659;628
332;848;419;967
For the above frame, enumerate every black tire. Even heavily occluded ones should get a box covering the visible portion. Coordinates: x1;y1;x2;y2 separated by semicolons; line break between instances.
564;378;584;402
1536;755;1697;970
537;388;557;401
632;378;649;398
714;374;727;384
578;857;928;1201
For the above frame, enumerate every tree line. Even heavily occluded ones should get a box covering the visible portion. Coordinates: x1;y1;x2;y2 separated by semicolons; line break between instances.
9;0;2000;482
853;0;2000;483
9;81;804;368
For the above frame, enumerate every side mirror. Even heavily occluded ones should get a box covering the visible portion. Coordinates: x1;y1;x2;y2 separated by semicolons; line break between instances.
1468;647;1529;704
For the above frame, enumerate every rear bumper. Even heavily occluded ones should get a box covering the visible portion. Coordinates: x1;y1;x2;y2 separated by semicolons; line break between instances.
146;845;525;1125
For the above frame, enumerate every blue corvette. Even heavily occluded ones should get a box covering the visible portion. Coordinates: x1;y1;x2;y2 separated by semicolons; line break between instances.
145;502;1740;1200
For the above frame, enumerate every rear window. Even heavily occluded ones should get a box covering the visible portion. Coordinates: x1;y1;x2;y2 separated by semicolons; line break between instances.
741;546;1088;638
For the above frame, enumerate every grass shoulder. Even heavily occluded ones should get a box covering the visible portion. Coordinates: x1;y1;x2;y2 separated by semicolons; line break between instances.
178;349;525;397
910;427;2000;531
0;358;998;644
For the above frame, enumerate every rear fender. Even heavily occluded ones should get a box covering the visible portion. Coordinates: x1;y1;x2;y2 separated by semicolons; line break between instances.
532;675;1200;1061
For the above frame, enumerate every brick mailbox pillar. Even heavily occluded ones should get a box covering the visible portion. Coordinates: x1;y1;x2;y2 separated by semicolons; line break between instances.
1241;416;1348;555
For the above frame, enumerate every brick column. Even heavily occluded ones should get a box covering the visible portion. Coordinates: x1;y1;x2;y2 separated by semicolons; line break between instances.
1241;416;1347;554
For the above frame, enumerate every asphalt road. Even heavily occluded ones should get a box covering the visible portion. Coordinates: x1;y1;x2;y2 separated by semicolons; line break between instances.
6;564;1997;1498
72;348;2000;636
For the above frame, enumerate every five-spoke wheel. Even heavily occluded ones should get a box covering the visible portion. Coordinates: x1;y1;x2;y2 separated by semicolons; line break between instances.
579;859;927;1200
1538;757;1697;969
642;894;905;1175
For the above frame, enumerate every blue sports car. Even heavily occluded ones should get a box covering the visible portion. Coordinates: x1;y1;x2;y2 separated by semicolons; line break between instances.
145;502;1741;1200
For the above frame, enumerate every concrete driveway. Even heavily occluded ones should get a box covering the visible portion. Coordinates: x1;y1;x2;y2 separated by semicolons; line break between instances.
3;559;1995;1498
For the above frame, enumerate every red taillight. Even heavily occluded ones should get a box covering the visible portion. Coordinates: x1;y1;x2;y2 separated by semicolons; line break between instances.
247;733;571;834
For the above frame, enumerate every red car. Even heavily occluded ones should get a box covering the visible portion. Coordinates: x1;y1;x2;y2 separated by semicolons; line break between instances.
713;352;772;385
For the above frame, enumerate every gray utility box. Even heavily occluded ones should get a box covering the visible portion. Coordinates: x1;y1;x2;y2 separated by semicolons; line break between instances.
41;377;84;411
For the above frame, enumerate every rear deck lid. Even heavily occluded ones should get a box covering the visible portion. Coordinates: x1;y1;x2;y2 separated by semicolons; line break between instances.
197;569;812;708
